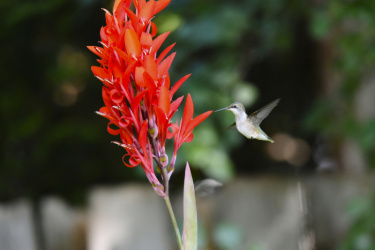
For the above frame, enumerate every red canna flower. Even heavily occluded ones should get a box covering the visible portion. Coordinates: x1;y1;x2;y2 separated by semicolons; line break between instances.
88;0;212;196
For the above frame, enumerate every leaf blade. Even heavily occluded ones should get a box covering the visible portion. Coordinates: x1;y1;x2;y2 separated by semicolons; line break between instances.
182;162;198;250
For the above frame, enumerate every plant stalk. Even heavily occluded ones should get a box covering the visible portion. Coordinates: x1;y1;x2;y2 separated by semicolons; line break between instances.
164;196;183;250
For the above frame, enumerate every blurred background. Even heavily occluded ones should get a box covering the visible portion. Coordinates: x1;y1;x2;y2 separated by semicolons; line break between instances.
1;0;375;249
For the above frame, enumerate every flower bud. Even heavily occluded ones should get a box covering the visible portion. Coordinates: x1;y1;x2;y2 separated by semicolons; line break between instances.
167;164;174;173
156;165;161;174
160;154;168;168
149;126;158;139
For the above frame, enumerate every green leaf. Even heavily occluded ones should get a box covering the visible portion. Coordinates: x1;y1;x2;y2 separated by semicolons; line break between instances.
182;162;198;250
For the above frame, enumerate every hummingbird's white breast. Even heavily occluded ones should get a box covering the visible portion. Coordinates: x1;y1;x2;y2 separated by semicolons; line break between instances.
235;116;257;139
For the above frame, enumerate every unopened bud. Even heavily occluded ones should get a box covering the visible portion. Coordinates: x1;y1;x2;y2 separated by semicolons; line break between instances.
152;184;166;197
149;126;158;139
156;165;161;174
160;154;168;168
167;165;174;173
152;183;164;191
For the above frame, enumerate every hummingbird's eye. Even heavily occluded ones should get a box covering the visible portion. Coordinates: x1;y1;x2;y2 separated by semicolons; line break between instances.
233;104;237;109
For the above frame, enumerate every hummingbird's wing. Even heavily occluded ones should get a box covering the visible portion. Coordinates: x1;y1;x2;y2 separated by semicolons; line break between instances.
249;98;280;126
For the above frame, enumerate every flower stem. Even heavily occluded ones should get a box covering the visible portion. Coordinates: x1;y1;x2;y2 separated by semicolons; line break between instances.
164;196;183;250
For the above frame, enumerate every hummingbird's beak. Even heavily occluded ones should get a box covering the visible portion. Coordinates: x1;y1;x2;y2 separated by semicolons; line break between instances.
214;107;229;112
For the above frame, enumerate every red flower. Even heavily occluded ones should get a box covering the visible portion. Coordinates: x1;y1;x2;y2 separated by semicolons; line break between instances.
88;0;212;196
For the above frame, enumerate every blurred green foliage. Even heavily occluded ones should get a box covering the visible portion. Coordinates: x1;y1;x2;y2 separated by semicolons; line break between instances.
338;190;375;250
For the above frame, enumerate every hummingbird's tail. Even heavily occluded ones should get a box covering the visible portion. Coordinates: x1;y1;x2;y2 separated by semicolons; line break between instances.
255;128;274;143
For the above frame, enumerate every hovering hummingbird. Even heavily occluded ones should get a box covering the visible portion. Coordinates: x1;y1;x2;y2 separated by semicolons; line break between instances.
215;99;280;143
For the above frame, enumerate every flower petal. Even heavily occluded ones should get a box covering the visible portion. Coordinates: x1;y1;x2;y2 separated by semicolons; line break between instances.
107;121;121;135
135;66;146;87
145;55;158;80
151;32;170;57
158;52;175;78
125;29;141;57
185;110;213;135
140;32;153;48
154;0;171;15
170;74;191;97
158;86;170;114
181;94;194;133
138;120;149;152
156;43;175;64
139;0;155;23
169;95;184;117
91;66;108;79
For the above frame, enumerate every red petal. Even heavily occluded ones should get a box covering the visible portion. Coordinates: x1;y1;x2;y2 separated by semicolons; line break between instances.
120;130;134;145
139;0;155;23
151;32;170;57
156;43;175;65
91;66;108;79
154;0;171;15
124;8;139;30
135;67;146;87
158;52;175;78
107;122;121;135
167;123;179;139
129;155;142;166
138;0;146;10
132;0;138;10
181;94;194;133
113;0;121;14
123;155;136;168
158;86;170;114
131;90;147;115
113;0;131;14
119;116;130;128
125;29;141;56
169;96;183;117
87;46;103;58
138;120;149;152
154;106;168;146
184;133;194;143
185;110;213;134
163;74;170;90
150;21;157;37
145;55;158;80
109;89;123;104
143;71;156;92
140;32;153;48
112;47;131;64
170;74;191;96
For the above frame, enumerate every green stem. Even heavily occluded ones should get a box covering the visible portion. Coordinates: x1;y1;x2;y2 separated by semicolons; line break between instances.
164;196;183;250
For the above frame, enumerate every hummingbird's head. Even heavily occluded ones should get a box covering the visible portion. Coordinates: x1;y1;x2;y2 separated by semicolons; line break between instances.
226;102;245;118
215;102;246;119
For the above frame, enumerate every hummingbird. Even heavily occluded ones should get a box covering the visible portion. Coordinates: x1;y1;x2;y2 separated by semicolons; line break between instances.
215;99;280;143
